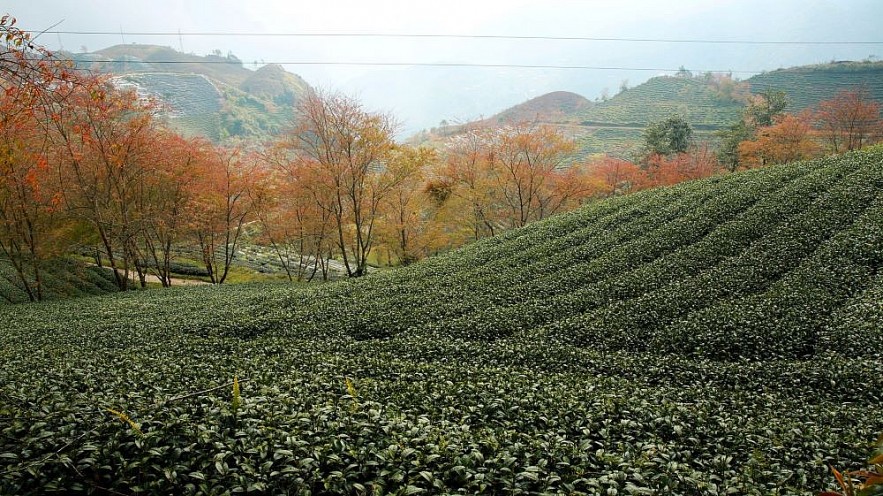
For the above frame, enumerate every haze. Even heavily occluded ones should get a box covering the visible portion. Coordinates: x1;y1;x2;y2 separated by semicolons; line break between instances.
12;0;883;134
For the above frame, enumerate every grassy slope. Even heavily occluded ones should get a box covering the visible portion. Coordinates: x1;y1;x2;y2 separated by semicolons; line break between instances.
1;148;882;494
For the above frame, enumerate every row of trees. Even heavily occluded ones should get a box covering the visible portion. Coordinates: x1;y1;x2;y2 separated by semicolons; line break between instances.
4;15;881;301
259;95;603;273
1;16;597;296
718;88;882;170
259;98;724;274
0;13;748;298
0;77;260;296
1;17;267;298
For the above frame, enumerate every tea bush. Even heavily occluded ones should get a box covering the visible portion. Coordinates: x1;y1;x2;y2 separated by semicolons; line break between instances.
1;148;881;494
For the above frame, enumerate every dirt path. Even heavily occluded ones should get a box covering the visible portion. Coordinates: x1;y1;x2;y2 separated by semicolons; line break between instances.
134;273;209;286
87;262;210;286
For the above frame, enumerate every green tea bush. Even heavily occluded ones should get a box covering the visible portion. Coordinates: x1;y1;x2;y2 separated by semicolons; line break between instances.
1;148;881;494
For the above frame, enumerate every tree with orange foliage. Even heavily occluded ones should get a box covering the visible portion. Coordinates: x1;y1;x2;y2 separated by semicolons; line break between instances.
716;89;789;172
434;126;501;242
431;122;591;244
190;147;258;284
815;87;882;153
376;145;436;265
645;143;719;188
284;90;399;277
0;14;86;299
541;160;603;216
137;132;206;287
591;156;645;197
738;112;821;168
45;76;157;290
489;123;579;228
0;15;70;93
252;147;335;282
0;84;64;301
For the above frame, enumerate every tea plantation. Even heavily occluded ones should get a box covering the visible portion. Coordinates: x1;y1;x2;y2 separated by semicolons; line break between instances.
0;258;118;305
2;148;882;494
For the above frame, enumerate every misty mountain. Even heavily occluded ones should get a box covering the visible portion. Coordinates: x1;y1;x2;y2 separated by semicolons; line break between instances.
415;60;883;158
65;44;313;143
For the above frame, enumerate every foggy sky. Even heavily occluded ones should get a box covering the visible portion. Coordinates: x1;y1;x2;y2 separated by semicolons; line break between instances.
9;0;883;134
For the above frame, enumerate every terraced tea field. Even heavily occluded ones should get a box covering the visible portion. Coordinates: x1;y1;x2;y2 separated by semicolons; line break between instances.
494;62;883;159
117;73;224;140
1;148;882;494
750;62;883;112
577;76;744;129
0;259;117;305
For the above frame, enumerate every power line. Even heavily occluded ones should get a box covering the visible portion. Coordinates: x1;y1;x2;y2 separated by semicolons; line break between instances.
22;29;883;46
42;58;766;74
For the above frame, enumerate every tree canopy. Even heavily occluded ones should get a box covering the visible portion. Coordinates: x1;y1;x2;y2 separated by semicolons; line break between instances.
642;115;694;157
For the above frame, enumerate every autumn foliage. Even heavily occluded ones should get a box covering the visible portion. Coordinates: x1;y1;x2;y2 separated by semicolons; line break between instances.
0;31;729;297
427;123;599;242
815;88;883;153
738;112;821;168
4;11;883;297
733;88;881;170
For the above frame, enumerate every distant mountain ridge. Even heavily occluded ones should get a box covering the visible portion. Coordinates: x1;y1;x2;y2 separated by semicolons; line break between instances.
418;60;883;159
65;44;313;143
61;47;883;155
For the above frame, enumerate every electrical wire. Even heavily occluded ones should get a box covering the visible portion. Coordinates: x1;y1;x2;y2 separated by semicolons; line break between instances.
33;58;800;75
21;29;883;45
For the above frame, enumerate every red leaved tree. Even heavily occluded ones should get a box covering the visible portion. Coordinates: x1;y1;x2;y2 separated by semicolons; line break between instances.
190;147;258;284
738;112;821;168
47;77;158;290
815;87;882;153
0;84;65;301
137;132;207;287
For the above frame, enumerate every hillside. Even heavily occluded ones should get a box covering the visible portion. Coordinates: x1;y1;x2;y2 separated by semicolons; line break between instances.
426;60;883;158
0;258;118;304
414;75;745;158
240;63;312;105
67;45;313;142
2;147;881;494
480;90;593;126
578;76;744;128
749;60;883;110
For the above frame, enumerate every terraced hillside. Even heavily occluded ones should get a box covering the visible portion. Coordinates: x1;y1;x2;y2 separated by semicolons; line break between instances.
750;61;883;112
114;73;224;140
436;61;883;158
569;76;745;156
2;148;882;494
578;76;744;129
67;45;313;143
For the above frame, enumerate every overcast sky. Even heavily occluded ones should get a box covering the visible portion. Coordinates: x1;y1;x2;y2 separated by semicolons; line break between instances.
9;0;883;133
